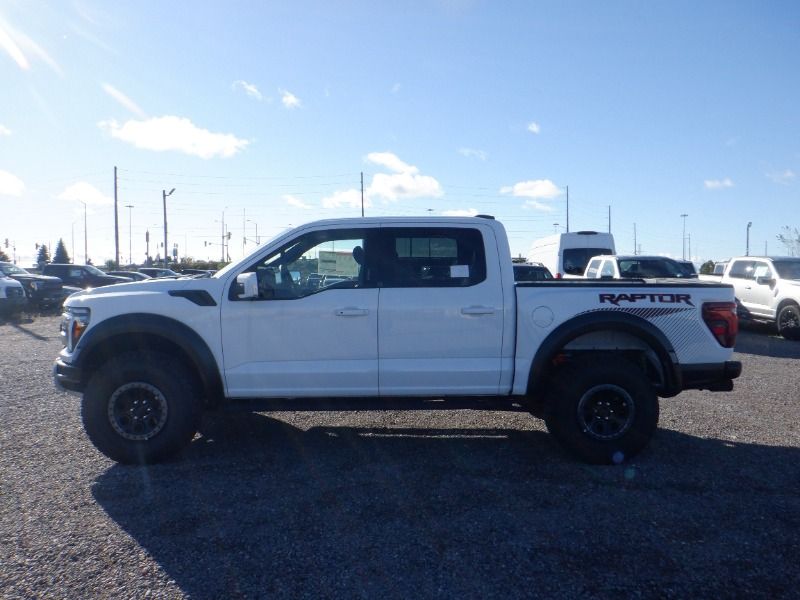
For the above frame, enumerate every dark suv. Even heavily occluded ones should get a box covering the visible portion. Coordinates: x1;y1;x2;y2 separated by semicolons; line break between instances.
0;262;64;308
41;264;131;289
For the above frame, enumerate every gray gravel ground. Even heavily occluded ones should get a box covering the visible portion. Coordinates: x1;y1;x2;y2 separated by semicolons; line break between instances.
1;315;799;599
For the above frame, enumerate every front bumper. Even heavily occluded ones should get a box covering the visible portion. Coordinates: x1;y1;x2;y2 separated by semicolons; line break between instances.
53;358;83;393
680;361;742;392
0;295;27;314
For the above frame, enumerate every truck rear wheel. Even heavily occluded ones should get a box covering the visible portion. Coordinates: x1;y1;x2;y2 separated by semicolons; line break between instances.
777;304;800;340
82;352;201;464
543;356;659;464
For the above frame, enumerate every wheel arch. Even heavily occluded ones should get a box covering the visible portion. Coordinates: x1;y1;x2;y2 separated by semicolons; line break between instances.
74;313;224;406
526;311;681;400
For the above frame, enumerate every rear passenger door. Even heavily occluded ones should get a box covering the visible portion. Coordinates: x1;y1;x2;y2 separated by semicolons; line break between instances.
375;226;505;396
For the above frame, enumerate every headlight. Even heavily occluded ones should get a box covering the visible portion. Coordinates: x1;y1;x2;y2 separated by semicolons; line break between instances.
62;306;91;351
28;281;41;291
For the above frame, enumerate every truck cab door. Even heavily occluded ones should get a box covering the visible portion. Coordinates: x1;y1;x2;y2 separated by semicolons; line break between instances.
375;226;505;396
221;227;380;398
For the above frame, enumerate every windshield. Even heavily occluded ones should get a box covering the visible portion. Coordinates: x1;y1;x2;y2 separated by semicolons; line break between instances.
618;258;685;278
0;264;29;276
562;248;613;276
773;260;800;280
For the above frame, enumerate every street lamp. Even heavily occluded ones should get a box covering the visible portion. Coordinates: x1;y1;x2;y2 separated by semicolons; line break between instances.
553;223;560;233
80;201;88;264
746;221;752;256
125;204;134;265
246;219;260;244
680;213;688;260
162;188;175;267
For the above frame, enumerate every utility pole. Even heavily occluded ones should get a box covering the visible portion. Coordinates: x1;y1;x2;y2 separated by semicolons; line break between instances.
146;229;150;264
633;223;637;256
360;172;365;217
765;240;768;255
565;185;569;232
162;188;175;268
114;166;119;268
80;201;88;264
680;213;688;260
242;208;246;259
125;204;134;265
608;205;611;234
688;233;691;260
221;210;226;263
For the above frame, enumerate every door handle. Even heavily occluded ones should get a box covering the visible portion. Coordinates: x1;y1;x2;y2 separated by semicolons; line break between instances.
335;307;369;317
461;306;496;316
744;286;752;290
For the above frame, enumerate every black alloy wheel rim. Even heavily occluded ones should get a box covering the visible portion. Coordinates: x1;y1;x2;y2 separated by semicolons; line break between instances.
780;309;800;330
108;382;169;441
576;384;636;441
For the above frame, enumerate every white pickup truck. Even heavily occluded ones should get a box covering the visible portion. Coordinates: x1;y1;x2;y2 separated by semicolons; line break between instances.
54;216;741;465
700;256;800;339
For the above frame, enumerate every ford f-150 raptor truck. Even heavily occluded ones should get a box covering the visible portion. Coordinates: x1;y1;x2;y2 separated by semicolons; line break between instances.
54;216;741;465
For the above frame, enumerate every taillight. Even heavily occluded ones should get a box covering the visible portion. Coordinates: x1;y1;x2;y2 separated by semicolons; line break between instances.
556;272;562;279
702;302;738;348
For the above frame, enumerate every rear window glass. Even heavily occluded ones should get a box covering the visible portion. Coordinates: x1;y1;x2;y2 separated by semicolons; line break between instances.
563;248;613;276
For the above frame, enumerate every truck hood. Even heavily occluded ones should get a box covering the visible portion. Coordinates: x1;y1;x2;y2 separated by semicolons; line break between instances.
66;276;217;300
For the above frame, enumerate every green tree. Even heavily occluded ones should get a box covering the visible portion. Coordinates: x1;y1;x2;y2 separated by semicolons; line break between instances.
699;260;715;275
53;238;71;264
777;226;800;257
0;248;9;262
36;243;51;265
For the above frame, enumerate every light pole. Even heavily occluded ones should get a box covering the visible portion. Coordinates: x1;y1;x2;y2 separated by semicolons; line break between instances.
125;204;134;265
80;201;88;264
162;188;175;268
746;221;752;256
553;223;560;233
680;213;688;260
247;219;259;244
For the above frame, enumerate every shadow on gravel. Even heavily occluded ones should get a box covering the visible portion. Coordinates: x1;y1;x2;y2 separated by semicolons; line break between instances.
6;320;50;341
734;327;800;359
92;411;800;599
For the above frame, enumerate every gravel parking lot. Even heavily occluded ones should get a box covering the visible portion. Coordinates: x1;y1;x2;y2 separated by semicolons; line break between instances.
1;315;799;599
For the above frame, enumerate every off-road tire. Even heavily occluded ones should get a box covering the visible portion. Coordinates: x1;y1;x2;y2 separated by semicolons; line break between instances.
82;352;201;464
543;356;659;465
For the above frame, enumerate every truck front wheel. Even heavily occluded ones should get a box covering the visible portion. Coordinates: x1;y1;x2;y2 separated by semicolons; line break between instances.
543;356;659;465
81;352;201;464
777;304;800;340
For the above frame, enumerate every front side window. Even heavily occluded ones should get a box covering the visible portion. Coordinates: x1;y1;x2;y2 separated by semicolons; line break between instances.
729;260;756;280
234;228;372;300
377;227;486;287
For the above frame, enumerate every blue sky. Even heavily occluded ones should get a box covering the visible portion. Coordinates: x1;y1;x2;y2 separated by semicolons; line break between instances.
1;0;798;266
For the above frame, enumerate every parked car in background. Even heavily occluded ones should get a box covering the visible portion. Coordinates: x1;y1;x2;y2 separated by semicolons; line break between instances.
138;267;182;279
676;260;699;278
584;255;694;279
528;231;615;278
0;262;64;309
0;275;26;317
41;264;131;289
513;262;553;282
699;256;800;339
107;271;152;281
180;269;215;277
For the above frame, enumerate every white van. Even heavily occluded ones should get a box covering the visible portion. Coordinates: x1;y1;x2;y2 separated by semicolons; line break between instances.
527;231;616;278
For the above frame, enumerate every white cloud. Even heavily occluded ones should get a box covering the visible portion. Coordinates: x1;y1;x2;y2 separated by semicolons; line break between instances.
0;124;10;136
458;147;487;161
280;89;301;109
57;181;111;205
0;170;25;196
284;194;312;209
98;116;249;159
322;188;365;209
233;80;263;101
442;208;478;217
767;169;796;185
500;179;562;199
0;17;62;76
366;152;418;174
322;153;443;209
368;171;443;202
523;200;555;212
527;121;541;134
101;83;146;118
704;178;734;190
